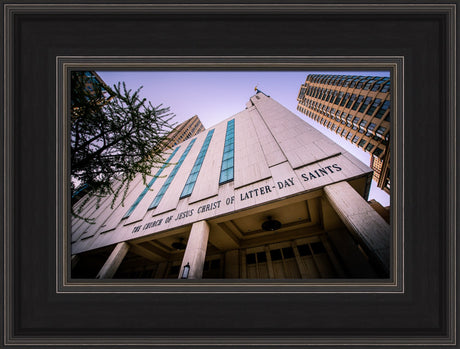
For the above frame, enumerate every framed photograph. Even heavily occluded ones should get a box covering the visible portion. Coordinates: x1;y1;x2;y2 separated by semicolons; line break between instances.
2;1;456;347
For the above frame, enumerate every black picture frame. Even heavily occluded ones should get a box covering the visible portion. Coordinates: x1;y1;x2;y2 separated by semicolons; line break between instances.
2;1;457;347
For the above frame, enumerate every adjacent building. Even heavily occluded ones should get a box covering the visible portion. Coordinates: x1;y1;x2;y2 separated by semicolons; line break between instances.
296;74;391;194
164;114;205;149
71;92;391;280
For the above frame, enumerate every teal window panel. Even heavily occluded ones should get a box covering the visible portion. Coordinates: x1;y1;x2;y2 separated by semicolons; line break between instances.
219;119;235;185
148;139;196;209
180;129;215;199
122;146;180;219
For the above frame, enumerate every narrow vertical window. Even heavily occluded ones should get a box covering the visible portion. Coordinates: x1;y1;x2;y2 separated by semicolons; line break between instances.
180;129;215;198
122;146;180;219
219;119;235;185
148;139;196;210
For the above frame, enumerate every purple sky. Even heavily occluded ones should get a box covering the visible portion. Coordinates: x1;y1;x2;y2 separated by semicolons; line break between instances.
97;70;390;206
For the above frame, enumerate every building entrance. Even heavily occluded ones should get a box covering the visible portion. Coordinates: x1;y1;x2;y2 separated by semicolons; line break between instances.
244;235;341;279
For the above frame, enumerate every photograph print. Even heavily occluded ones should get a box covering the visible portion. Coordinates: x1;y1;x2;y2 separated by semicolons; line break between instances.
70;70;391;280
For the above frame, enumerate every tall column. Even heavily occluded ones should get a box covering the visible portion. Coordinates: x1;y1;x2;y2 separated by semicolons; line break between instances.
179;220;210;279
324;181;390;274
96;242;130;279
327;229;378;278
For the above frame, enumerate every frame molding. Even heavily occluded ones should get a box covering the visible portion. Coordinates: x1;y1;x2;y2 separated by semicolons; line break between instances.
57;56;403;294
2;1;456;347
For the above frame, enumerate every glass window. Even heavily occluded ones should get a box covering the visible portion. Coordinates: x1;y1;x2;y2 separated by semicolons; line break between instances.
246;253;256;264
180;129;215;198
340;93;350;106
359;77;372;88
336;77;346;87
346;94;357;108
364;79;376;90
371;82;382;92
365;143;375;152
256;251;267;263
122;147;181;219
297;244;312;256
311;242;327;254
148;139;196;209
375;100;390;119
344;76;357;87
219;119;235;185
270;249;282;261
349;78;360;88
329;90;338;103
313;87;320;98
358;139;366;147
352;135;359;143
359;97;373;113
282;247;295;259
373;147;383;157
366;98;382;115
334;91;344;105
298;87;305;99
376;126;386;135
381;81;391;93
352;95;365;110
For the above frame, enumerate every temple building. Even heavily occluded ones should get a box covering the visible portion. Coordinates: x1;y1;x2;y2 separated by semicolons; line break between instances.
71;92;391;280
296;74;391;194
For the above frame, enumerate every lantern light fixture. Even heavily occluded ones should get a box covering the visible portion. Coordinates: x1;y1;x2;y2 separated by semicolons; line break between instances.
261;216;282;231
181;262;190;279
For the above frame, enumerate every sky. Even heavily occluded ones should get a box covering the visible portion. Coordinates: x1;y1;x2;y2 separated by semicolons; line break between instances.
97;70;390;206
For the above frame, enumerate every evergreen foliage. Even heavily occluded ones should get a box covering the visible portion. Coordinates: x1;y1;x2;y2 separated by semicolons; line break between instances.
71;71;175;220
